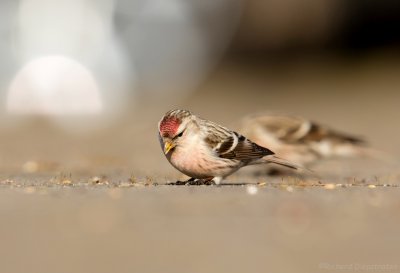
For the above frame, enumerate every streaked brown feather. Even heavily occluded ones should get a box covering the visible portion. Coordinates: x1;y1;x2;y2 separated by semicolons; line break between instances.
256;115;365;145
218;134;274;161
217;136;235;154
302;123;365;144
200;117;275;162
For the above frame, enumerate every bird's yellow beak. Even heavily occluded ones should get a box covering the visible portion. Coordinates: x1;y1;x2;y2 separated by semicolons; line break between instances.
164;140;175;155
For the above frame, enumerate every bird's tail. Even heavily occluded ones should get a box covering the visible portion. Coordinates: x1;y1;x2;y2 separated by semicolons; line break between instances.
259;155;313;173
264;155;301;169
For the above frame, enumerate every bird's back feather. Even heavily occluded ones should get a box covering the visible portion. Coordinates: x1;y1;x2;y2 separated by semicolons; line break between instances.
251;115;365;145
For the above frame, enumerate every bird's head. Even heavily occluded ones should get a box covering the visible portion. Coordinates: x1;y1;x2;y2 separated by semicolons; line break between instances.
158;109;193;155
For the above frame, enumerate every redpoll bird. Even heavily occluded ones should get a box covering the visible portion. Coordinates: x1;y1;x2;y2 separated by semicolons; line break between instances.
158;109;301;185
239;113;380;168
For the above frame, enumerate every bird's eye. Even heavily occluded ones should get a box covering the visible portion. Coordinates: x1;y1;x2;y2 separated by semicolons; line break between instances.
173;130;185;140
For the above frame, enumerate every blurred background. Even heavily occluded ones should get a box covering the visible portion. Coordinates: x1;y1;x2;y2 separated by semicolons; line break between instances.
0;0;399;175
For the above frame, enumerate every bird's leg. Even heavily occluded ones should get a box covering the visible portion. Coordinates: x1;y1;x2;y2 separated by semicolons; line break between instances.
167;177;195;185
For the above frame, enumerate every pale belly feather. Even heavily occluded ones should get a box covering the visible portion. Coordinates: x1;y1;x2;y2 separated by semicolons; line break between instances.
168;138;239;179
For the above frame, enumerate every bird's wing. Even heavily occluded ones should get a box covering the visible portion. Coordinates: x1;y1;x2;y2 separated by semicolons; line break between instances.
255;115;365;145
203;122;274;161
301;123;365;144
219;133;275;160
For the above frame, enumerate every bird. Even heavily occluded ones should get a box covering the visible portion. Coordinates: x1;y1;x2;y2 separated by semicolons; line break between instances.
158;109;302;185
239;113;383;169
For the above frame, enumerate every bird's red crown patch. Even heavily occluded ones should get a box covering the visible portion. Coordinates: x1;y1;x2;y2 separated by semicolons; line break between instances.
159;116;180;137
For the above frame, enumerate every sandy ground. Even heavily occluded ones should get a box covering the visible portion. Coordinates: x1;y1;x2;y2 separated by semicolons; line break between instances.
1;55;400;273
1;158;399;273
1;175;400;273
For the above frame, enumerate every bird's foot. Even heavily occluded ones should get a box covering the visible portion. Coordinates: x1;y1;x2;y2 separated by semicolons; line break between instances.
185;178;216;186
203;179;217;186
167;180;188;185
167;177;195;185
167;177;215;186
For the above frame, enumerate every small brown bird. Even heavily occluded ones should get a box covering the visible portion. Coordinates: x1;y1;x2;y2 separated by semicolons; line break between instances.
240;113;381;168
158;110;302;185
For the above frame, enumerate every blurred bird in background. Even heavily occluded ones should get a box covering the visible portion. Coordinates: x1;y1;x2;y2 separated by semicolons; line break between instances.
240;113;390;172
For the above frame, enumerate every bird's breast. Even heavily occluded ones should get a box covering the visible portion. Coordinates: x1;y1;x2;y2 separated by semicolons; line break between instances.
168;141;239;179
168;142;211;178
